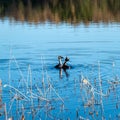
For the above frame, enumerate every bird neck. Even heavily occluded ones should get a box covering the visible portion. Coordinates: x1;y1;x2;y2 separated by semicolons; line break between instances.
63;61;67;66
59;59;62;65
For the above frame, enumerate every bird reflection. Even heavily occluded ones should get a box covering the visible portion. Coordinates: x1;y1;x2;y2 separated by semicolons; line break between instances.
59;68;69;79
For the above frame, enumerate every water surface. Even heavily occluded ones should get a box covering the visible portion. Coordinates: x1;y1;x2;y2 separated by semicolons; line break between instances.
0;2;120;119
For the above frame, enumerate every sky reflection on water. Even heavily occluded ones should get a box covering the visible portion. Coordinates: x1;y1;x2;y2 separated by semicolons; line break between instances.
0;20;120;119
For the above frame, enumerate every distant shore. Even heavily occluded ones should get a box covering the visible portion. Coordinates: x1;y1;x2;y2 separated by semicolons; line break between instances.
0;0;120;25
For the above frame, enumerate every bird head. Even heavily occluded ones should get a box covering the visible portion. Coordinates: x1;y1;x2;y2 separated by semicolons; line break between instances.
58;56;63;60
65;57;69;62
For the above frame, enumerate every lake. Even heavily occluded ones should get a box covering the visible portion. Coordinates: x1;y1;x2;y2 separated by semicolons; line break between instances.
0;0;120;120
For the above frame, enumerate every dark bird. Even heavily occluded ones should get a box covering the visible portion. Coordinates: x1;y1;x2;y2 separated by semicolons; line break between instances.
62;57;70;69
55;56;63;69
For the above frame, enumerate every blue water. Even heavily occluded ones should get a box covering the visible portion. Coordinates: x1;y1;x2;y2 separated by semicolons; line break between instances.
0;20;120;120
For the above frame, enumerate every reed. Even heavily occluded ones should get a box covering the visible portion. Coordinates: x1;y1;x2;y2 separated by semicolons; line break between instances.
2;52;65;119
1;51;120;119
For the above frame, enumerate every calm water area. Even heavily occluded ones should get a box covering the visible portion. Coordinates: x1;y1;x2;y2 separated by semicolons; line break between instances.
0;0;120;120
0;20;120;120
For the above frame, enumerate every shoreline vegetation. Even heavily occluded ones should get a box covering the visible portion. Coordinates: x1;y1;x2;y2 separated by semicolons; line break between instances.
0;0;120;25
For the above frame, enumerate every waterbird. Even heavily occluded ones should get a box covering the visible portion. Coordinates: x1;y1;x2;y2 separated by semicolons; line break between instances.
62;57;70;69
55;56;71;70
55;56;63;69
